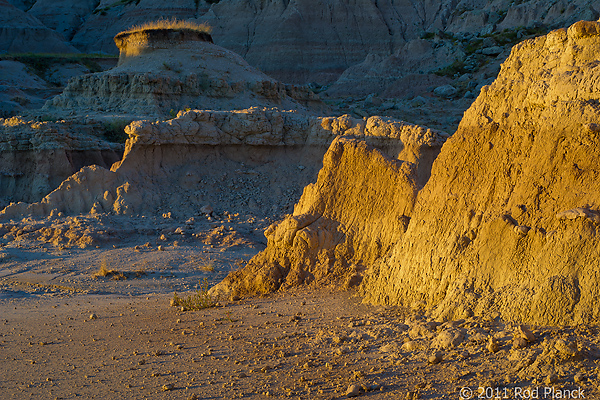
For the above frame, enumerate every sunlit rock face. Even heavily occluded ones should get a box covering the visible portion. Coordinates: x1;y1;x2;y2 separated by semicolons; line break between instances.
208;19;600;326
208;119;447;300
364;20;600;326
114;27;214;63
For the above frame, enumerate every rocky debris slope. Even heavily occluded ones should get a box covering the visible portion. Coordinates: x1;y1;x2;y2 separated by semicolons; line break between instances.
0;116;123;208
213;20;600;326
0;0;78;53
0;109;439;224
363;20;600;326
42;28;323;118
209;120;447;299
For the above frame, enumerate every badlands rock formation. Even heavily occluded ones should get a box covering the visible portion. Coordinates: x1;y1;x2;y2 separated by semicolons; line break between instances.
0;116;122;208
0;60;53;116
364;20;600;326
3;0;597;86
0;109;441;224
43;27;322;118
209;119;447;299
0;0;78;53
216;20;600;326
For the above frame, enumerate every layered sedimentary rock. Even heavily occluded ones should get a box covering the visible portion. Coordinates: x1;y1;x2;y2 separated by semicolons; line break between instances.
325;39;459;97
0;109;445;228
43;28;322;117
209;119;447;299
27;0;98;41
0;116;122;208
363;20;600;326
22;0;598;86
69;0;201;54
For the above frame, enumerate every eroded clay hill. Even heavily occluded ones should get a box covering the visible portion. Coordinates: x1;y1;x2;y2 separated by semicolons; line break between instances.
209;119;447;299
216;20;600;326
0;116;122;208
364;20;600;326
42;27;322;119
0;109;443;230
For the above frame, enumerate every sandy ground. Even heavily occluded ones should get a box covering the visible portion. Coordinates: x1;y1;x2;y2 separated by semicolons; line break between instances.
1;220;599;400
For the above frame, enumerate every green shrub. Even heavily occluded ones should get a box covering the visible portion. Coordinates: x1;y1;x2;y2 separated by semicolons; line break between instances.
103;119;131;143
434;60;468;77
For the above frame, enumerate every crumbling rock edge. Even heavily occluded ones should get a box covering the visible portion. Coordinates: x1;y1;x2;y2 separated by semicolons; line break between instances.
213;20;600;327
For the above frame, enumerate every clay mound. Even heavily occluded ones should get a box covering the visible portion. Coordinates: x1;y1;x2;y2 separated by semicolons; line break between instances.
27;0;98;41
0;0;78;53
362;20;600;325
326;40;458;97
209;122;447;299
0;60;51;116
43;28;323;118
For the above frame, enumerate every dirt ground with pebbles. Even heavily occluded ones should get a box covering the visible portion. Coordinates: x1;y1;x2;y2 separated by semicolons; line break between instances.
1;222;600;400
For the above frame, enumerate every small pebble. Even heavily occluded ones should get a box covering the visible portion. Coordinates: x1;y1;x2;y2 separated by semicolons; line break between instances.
346;384;361;397
428;351;443;364
487;337;499;353
545;373;558;385
512;337;528;349
518;325;536;342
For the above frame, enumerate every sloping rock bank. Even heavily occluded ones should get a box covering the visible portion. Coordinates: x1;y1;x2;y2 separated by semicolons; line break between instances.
0;0;78;53
214;20;600;326
209;120;447;298
0;109;442;225
363;20;600;326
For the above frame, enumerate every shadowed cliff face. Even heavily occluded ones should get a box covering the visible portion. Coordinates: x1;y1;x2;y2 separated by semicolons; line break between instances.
0;117;123;208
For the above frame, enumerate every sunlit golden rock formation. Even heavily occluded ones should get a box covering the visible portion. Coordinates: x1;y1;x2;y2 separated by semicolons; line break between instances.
214;20;600;326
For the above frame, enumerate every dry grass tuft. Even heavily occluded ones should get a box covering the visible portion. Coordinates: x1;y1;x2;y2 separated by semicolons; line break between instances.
198;255;215;272
119;18;212;36
171;278;217;311
93;259;126;280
